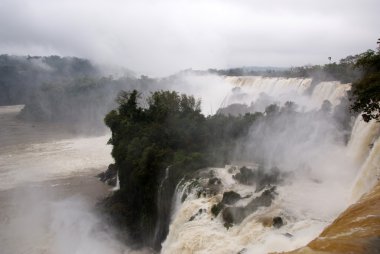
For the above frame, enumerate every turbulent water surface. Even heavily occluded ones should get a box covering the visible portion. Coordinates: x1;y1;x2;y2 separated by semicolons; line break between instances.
1;76;380;254
0;105;130;254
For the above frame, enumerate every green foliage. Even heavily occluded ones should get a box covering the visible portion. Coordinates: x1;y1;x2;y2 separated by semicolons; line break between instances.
0;54;98;105
208;54;362;84
351;49;380;122
103;90;259;246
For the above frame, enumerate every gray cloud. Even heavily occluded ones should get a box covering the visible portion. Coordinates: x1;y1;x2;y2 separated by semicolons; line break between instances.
0;0;379;76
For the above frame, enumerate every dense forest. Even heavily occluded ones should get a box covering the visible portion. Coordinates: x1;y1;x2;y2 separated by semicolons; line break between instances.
0;55;99;105
208;53;364;84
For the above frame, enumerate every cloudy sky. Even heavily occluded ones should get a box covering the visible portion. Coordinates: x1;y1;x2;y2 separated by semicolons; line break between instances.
0;0;379;76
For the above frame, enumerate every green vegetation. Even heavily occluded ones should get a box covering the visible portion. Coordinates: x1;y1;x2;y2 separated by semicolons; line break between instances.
207;55;362;84
350;48;380;122
101;90;261;247
0;55;98;105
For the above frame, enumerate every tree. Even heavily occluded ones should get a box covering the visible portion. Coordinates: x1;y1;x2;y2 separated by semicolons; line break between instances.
351;47;380;122
101;90;260;249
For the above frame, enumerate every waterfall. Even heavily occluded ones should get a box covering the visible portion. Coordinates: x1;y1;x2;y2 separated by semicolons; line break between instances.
351;137;380;201
160;76;380;254
347;115;380;201
161;166;334;254
223;76;350;111
347;116;380;166
112;172;120;191
222;76;312;110
153;166;171;249
310;81;351;108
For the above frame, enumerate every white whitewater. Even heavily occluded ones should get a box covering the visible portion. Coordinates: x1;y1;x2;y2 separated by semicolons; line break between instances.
347;115;380;166
162;167;334;254
350;117;380;201
222;76;350;111
161;75;380;254
310;81;351;108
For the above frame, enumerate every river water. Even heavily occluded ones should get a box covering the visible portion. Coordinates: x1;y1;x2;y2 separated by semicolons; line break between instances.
0;105;131;254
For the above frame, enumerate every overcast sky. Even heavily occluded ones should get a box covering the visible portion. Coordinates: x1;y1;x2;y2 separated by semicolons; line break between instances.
0;0;379;76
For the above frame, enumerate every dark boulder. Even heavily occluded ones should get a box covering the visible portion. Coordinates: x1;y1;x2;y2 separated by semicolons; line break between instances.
272;216;284;228
233;166;285;192
189;208;207;221
221;187;277;225
208;177;222;185
211;191;242;217
222;206;245;225
97;163;118;186
233;166;255;185
211;203;225;217
221;191;242;205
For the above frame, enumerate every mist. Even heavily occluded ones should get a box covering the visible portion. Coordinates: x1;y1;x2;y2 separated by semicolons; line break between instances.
0;188;127;254
1;0;379;76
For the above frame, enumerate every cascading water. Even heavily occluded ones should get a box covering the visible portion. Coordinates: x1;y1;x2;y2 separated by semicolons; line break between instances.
310;81;351;108
351;122;380;201
222;76;351;111
153;166;172;249
112;173;120;191
347;115;380;166
158;75;380;254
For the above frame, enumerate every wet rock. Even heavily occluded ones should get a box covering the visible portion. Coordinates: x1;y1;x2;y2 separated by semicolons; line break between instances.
237;248;247;254
284;233;293;238
108;177;117;186
208;177;222;185
195;177;223;198
233;166;255;185
233;166;285;192
228;166;238;174
211;203;225;217
273;216;284;228
189;208;207;221
221;191;242;205
224;222;233;230
211;191;242;217
222;206;245;224
97;163;118;186
222;187;277;225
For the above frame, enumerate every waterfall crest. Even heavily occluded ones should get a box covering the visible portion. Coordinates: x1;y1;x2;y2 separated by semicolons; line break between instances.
223;76;350;111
